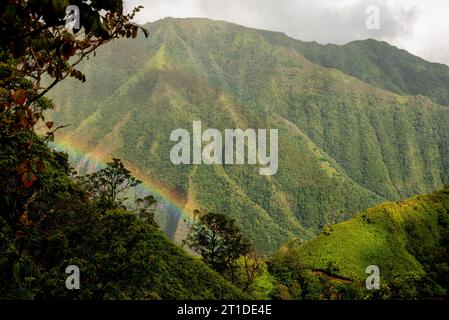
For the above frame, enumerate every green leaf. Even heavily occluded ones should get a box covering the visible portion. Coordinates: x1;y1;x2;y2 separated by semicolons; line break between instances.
12;262;22;284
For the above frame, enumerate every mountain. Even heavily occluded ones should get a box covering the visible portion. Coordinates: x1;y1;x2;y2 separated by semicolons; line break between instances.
270;187;449;299
48;18;449;254
0;135;245;300
262;33;449;107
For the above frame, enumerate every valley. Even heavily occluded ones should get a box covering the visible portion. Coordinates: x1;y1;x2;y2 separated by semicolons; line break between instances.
48;18;449;254
3;1;449;302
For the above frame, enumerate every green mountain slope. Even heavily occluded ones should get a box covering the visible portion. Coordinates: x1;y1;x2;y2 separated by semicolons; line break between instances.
270;187;449;299
0;135;244;300
48;18;449;253
261;32;449;107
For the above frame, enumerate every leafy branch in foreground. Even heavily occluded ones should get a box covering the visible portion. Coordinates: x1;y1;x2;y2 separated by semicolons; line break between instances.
0;0;148;189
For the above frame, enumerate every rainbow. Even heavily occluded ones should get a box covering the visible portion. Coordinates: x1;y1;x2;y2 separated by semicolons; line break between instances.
52;138;195;231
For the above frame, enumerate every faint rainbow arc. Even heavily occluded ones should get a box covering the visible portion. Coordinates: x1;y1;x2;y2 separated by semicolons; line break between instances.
52;138;195;223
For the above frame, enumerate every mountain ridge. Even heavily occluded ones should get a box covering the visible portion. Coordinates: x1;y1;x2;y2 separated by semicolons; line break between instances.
259;28;449;107
48;18;449;253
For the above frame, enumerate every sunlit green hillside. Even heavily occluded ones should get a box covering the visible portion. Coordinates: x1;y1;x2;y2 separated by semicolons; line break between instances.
270;187;449;299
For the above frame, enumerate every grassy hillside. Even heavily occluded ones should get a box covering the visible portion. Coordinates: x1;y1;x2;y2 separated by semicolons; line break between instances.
48;18;449;253
270;187;449;299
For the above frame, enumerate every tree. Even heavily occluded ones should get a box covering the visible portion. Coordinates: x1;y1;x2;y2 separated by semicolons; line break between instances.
184;211;252;281
134;195;158;227
81;158;141;209
1;1;148;107
236;250;264;294
0;0;148;190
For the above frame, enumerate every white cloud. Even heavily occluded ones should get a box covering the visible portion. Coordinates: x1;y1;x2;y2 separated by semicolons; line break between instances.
125;0;449;66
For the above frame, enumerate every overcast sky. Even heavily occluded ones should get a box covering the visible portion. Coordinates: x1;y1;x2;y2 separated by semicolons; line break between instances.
125;0;449;66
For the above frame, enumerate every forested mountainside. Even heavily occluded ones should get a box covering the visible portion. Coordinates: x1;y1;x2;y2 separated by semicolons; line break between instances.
262;32;449;107
49;18;449;253
0;135;245;299
3;4;449;300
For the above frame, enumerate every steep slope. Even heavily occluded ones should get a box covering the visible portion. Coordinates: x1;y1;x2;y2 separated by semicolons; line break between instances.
270;187;449;299
261;32;449;107
0;136;244;300
48;18;449;253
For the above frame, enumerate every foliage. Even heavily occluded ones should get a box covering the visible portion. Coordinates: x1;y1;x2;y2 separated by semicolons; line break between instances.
262;34;449;107
184;211;251;280
0;0;148;103
234;251;267;296
3;13;449;301
134;195;158;227
269;188;449;299
0;138;245;299
0;0;148;194
80;158;141;209
184;211;271;296
49;18;449;253
0;7;245;300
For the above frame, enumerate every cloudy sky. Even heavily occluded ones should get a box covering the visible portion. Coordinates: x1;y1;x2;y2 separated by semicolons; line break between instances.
125;0;449;66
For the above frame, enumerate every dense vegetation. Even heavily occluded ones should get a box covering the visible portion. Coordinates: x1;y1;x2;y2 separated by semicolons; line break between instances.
0;135;245;299
269;187;449;299
0;2;244;300
49;18;449;253
2;4;449;300
262;33;449;107
183;211;269;297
